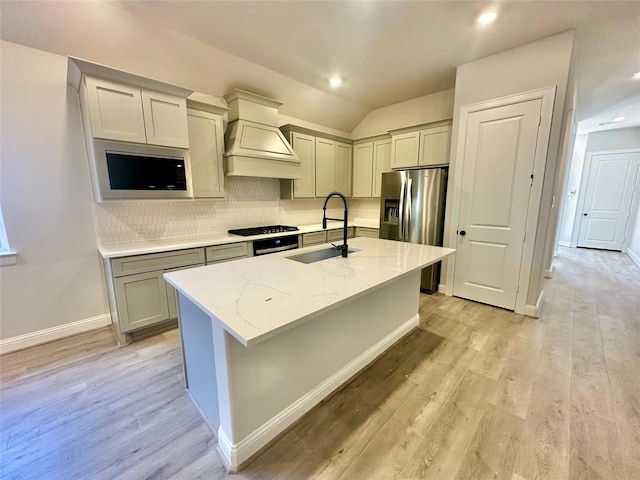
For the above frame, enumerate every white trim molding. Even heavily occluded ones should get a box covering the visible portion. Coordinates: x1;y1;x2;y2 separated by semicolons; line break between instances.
516;289;544;318
628;249;640;269
0;314;112;355
216;314;419;472
558;240;575;247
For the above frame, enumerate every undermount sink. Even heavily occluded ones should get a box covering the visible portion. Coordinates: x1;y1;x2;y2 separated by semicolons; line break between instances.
285;247;361;264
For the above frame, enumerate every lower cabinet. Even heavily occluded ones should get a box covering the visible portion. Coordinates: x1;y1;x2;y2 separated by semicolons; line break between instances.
107;248;206;337
355;227;380;238
301;231;326;246
327;227;355;243
114;270;170;332
206;242;249;264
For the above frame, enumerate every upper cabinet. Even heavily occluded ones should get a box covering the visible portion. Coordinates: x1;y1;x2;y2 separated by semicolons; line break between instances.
316;138;352;197
83;76;189;149
280;125;352;199
280;130;316;199
391;121;452;169
352;137;392;198
187;108;225;198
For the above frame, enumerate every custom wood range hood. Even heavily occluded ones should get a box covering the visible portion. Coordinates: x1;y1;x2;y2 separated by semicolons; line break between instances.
223;89;301;180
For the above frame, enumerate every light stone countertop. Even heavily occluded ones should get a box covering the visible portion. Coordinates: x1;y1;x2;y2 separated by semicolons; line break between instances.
98;219;380;258
164;237;455;347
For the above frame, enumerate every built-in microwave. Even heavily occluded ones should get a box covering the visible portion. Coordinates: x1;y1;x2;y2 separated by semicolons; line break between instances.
91;140;193;201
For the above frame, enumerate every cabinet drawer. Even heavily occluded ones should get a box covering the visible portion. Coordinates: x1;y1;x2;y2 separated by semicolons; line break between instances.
327;227;355;242
112;248;206;277
302;231;327;246
355;227;379;238
206;242;248;264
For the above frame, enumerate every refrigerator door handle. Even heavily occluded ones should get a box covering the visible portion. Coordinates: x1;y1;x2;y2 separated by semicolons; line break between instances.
406;177;413;242
399;177;406;241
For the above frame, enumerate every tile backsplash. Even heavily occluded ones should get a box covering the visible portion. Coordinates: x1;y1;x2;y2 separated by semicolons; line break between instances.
93;177;380;244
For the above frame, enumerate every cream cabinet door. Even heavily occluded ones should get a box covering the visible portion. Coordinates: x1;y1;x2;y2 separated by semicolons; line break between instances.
292;132;316;198
142;91;189;148
302;231;327;246
353;143;374;198
372;139;392;197
418;125;451;166
335;141;353;197
391;131;420;169
187;109;225;198
85;76;146;144
115;270;170;332
315;138;335;197
355;227;380;238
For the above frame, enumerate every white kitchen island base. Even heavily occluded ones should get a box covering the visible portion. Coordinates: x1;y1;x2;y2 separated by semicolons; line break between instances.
166;237;455;472
179;271;420;472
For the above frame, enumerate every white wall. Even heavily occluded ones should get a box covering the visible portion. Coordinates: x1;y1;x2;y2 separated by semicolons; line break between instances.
628;199;640;267
0;41;109;340
443;31;574;307
351;89;454;140
558;134;588;245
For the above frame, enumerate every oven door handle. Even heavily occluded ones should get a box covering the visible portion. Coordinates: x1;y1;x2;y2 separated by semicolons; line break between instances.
254;245;298;255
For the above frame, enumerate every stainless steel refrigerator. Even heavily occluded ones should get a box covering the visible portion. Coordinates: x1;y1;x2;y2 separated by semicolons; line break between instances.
379;168;448;292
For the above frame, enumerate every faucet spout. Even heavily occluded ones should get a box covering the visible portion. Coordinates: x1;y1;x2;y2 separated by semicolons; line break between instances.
322;191;349;257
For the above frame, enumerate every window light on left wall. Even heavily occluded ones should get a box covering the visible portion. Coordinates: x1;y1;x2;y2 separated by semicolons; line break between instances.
0;206;17;266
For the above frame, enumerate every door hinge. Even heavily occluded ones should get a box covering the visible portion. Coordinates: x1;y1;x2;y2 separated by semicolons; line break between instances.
523;231;526;242
538;116;542;127
530;174;534;186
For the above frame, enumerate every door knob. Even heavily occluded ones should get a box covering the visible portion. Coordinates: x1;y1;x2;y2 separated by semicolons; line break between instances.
459;230;466;236
583;213;588;216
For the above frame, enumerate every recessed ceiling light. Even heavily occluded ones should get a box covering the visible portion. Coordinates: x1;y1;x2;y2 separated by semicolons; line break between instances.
478;11;497;25
633;71;640;79
614;116;626;122
329;76;342;87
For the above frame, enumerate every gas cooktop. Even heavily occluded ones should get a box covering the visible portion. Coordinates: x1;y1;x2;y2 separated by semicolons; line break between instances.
228;225;299;237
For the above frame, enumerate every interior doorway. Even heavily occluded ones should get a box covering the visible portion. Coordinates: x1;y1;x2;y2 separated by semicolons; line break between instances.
576;150;640;251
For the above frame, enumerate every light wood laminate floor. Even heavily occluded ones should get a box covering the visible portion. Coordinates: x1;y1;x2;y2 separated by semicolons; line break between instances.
1;247;638;479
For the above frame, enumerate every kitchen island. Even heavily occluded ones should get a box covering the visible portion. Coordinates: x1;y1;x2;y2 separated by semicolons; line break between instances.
164;237;455;472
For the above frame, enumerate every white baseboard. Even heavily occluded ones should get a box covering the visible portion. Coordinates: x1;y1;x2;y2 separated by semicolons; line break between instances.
0;314;111;355
544;264;554;279
628;249;640;268
437;283;446;293
217;314;420;471
558;240;577;248
516;290;544;318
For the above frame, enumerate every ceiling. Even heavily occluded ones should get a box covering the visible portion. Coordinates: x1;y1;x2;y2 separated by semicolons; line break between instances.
2;1;639;134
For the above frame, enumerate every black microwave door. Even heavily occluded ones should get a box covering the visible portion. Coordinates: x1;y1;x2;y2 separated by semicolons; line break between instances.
106;152;187;191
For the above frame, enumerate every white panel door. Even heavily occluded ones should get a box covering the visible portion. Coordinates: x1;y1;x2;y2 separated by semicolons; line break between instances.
577;152;640;250
453;99;542;310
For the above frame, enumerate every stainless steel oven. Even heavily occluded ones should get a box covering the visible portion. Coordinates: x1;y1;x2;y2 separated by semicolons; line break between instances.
252;235;299;256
